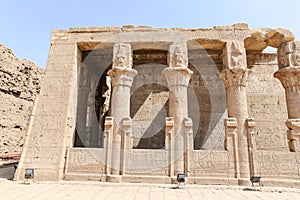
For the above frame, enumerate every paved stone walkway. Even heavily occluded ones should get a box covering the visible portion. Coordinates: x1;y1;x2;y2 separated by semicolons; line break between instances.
0;179;300;200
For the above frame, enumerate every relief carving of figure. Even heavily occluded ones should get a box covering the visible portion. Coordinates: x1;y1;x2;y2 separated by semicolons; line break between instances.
113;43;132;68
292;42;300;66
278;42;295;68
230;41;246;67
223;40;246;68
169;43;188;68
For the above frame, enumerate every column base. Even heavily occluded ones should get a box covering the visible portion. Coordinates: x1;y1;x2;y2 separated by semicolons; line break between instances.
106;174;122;183
238;178;252;186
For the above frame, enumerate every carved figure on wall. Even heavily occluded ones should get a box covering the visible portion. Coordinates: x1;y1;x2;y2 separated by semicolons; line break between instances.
278;42;295;68
113;43;132;69
231;42;245;67
169;43;188;68
223;40;246;68
292;42;300;66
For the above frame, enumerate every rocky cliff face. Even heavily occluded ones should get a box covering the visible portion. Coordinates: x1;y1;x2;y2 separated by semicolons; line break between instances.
0;44;44;156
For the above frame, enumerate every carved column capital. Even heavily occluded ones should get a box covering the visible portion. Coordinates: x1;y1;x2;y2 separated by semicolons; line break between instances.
108;67;137;88
113;43;133;69
274;66;300;92
162;67;193;89
220;68;251;89
109;42;137;87
277;41;300;69
168;42;188;68
222;40;247;69
163;42;193;89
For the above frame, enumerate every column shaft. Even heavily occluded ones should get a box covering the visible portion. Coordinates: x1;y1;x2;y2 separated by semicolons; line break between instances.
169;87;188;174
163;67;193;176
108;68;136;175
221;67;251;181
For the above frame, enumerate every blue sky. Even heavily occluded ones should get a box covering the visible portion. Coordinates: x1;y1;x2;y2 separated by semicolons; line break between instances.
1;0;299;68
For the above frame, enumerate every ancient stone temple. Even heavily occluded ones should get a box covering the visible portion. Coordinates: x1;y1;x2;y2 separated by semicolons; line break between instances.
14;24;300;186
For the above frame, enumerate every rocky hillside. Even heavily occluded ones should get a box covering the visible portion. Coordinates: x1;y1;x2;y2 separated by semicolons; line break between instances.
0;44;44;156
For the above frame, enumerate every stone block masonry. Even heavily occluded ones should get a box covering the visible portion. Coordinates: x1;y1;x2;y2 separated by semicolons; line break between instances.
12;24;300;187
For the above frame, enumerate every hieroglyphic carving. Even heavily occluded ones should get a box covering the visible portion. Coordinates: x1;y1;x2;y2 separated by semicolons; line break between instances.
191;151;229;177
66;148;105;174
113;43;132;69
168;42;188;68
222;40;247;69
257;151;298;178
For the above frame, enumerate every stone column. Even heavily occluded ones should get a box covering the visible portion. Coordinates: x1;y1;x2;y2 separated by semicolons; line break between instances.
106;43;137;180
221;40;252;185
163;42;193;177
274;41;300;151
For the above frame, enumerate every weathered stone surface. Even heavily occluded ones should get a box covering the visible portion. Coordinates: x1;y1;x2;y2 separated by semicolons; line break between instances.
11;24;300;187
0;44;44;156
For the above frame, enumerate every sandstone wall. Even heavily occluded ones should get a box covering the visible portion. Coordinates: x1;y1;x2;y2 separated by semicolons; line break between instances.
247;52;288;150
246;52;299;180
0;44;44;156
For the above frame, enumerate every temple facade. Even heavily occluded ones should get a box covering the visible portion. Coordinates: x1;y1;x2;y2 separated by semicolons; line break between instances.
14;24;300;186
